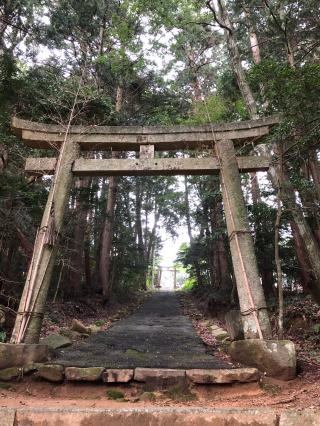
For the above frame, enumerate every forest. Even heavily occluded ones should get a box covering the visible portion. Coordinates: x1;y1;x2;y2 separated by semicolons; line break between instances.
0;0;320;345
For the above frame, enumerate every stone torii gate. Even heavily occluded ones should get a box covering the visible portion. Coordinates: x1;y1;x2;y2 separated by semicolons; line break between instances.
10;115;279;344
152;266;178;289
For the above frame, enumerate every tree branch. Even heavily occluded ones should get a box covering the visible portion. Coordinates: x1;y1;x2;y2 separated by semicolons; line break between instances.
205;0;232;35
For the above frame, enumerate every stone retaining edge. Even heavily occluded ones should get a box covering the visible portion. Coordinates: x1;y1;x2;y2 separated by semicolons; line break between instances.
0;365;261;384
0;407;319;426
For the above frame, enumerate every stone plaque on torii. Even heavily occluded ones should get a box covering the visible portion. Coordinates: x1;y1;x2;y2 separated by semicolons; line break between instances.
10;115;279;344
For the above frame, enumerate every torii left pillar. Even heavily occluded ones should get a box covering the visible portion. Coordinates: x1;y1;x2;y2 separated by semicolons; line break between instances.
11;137;79;344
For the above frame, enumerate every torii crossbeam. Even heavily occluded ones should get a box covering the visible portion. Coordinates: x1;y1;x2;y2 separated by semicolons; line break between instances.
10;115;279;344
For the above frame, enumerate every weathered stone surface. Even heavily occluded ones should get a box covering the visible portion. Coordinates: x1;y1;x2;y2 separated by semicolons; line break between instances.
186;368;260;384
102;369;133;383
225;309;244;341
0;343;48;369
89;325;102;334
40;334;72;350
71;319;91;334
12;407;279;425
0;409;15;426
211;328;229;341
65;367;104;381
23;362;43;374
134;368;186;384
279;410;320;425
229;339;296;381
139;391;156;401
37;364;64;382
0;367;22;381
53;292;233;370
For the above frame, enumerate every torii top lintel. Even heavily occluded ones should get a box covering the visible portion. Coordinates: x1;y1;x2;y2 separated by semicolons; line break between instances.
11;115;280;152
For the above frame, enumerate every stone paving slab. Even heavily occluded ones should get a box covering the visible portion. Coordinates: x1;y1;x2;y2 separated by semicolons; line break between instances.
3;407;320;426
54;291;233;369
0;407;279;426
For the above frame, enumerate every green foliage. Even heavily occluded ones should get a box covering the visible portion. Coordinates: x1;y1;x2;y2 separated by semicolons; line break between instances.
0;332;6;343
313;324;320;334
185;96;227;124
182;277;197;292
250;61;320;121
106;389;125;400
166;384;197;402
1;0;320;314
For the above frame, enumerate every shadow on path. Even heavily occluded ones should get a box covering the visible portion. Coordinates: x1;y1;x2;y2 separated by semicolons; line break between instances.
55;291;233;369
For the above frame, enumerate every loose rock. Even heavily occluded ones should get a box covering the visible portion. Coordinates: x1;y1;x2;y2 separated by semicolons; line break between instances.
37;364;64;382
229;339;296;381
139;391;156;401
89;325;102;334
40;334;72;351
102;369;133;383
71;319;91;334
211;328;229;341
65;367;104;381
0;367;22;381
23;363;43;374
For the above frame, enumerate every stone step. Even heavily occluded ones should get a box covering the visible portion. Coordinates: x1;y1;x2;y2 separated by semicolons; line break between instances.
1;407;319;426
2;364;261;385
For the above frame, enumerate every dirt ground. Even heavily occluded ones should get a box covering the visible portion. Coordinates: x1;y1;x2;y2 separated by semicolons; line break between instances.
0;371;319;412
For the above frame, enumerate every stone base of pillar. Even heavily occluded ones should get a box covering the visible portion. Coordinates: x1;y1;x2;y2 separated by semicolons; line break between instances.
228;339;296;381
0;343;49;369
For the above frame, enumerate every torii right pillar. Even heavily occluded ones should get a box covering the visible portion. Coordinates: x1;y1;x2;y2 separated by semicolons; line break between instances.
216;139;272;339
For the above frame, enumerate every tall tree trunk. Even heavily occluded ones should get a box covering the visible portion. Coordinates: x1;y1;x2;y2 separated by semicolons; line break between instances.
98;85;123;301
184;175;203;285
269;166;320;303
215;200;233;291
210;0;258;119
68;177;90;299
0;144;8;175
290;220;314;293
99;173;118;301
135;178;146;289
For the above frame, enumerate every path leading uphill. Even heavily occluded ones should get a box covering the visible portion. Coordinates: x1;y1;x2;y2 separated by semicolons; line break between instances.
55;291;233;369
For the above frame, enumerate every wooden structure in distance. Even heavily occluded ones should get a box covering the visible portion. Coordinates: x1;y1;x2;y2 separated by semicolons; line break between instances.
10;115;279;345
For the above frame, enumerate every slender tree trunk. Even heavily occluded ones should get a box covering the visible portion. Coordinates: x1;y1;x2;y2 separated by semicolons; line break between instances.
184;175;203;285
68;177;90;299
84;244;91;289
290;220;314;293
99;173;118;301
215;200;233;290
212;0;258;119
98;85;123;301
309;151;320;200
135;178;146;290
0;144;8;175
269;166;320;303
